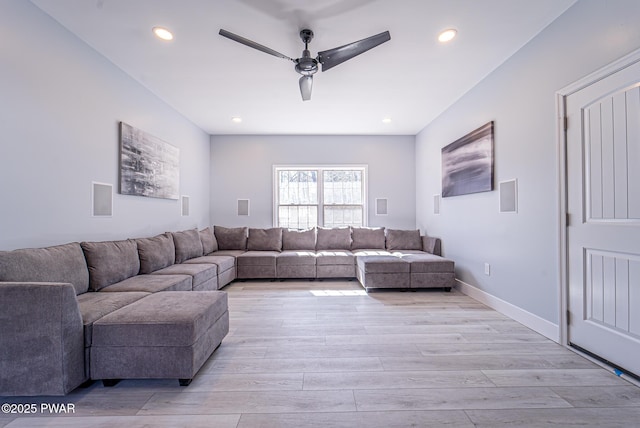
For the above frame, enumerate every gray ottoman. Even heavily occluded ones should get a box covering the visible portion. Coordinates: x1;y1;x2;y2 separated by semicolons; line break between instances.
356;255;410;291
401;253;455;290
90;291;229;386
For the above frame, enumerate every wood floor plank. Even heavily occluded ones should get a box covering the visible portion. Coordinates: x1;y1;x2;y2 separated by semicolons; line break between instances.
354;387;573;411
417;342;573;356
482;368;628;387
303;370;494;390
325;332;467;345
379;355;561;371
464;407;640;427
4;415;241;428
237;410;475;428
138;390;357;415
264;343;422;358
550;385;640;407
207;356;384;374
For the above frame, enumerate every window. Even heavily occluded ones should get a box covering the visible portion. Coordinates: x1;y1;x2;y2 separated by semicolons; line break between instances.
274;166;367;228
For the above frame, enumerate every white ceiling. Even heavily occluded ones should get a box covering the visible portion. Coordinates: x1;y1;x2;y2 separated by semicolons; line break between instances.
31;0;575;136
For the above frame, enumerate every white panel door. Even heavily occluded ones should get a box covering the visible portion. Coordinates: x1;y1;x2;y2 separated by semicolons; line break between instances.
566;59;640;377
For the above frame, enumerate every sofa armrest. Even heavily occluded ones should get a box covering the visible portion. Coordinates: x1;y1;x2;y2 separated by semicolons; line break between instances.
421;236;442;256
0;282;86;396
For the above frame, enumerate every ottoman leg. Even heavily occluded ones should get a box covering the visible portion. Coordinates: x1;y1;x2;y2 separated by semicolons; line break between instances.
102;379;120;387
179;378;192;386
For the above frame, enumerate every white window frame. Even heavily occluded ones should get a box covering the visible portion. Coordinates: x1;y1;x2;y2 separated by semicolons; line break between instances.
273;164;368;228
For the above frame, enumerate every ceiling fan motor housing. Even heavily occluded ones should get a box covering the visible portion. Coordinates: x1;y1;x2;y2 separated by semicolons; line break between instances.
295;51;318;76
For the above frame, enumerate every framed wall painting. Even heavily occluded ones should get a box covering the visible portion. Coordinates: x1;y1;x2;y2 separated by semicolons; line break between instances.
441;121;494;198
119;122;179;200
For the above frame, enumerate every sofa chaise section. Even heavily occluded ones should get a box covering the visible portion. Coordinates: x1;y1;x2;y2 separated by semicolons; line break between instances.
90;291;229;386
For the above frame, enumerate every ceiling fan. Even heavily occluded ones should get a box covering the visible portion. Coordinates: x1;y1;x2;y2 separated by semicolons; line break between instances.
219;28;391;101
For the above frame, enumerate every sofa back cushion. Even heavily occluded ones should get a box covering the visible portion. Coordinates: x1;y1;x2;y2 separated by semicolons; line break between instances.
0;242;90;295
386;229;422;251
316;227;352;250
136;233;176;274
172;229;204;263
214;226;248;250
199;227;218;254
351;227;386;250
81;240;140;291
247;228;282;251
282;228;316;250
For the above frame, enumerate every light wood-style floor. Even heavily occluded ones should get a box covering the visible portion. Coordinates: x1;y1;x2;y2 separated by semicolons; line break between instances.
3;280;640;427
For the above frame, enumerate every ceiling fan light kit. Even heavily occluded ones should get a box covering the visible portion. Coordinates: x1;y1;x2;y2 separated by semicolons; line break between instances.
219;27;390;101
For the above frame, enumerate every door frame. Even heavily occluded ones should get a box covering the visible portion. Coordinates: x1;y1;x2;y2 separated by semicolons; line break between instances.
556;47;640;347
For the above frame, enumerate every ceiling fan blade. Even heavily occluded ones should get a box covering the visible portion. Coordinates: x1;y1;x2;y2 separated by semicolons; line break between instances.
299;75;313;101
317;31;390;72
219;29;295;62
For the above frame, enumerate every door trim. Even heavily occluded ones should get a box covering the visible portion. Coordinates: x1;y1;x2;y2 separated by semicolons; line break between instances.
556;47;640;347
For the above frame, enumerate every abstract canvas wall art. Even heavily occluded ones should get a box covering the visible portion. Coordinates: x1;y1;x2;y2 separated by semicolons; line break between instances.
119;122;179;200
442;121;494;198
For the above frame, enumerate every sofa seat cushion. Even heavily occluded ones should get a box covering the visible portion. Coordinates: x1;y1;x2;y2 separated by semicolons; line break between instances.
0;242;89;295
152;263;217;290
357;255;410;273
98;274;191;293
92;291;228;347
212;250;246;257
353;249;393;257
400;253;455;273
277;251;317;265
76;291;150;347
184;255;235;272
316;250;354;265
236;251;279;266
390;250;426;256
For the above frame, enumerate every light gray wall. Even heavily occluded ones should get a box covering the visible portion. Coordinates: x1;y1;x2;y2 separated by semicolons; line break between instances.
210;135;416;229
0;1;211;250
415;0;640;324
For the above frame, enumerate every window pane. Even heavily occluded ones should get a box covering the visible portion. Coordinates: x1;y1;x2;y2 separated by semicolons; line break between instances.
279;205;318;229
323;170;362;205
279;170;317;205
323;206;363;228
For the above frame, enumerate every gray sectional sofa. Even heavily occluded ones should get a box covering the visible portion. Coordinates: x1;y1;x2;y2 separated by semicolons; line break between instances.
0;228;231;397
0;225;454;397
214;225;455;291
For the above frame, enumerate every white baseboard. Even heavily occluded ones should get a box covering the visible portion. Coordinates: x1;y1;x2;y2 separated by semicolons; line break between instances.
454;279;560;343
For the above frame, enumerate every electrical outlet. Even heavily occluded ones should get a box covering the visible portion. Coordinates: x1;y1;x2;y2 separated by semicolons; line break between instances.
484;263;491;276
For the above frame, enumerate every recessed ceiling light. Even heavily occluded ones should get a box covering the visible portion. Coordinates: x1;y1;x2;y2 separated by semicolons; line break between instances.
231;117;242;123
152;26;174;41
382;117;392;124
438;29;457;43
